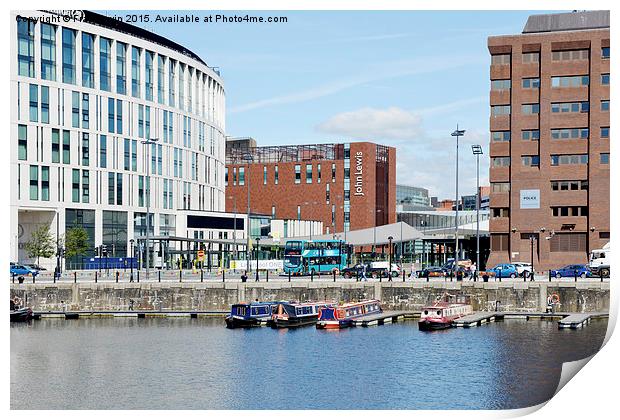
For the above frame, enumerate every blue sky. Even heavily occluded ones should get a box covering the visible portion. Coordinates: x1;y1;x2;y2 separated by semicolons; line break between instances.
113;10;552;199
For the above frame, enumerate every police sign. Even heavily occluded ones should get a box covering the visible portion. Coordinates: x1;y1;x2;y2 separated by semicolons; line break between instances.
520;189;540;209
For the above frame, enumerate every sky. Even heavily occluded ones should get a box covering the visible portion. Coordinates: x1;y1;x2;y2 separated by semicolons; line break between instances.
109;10;553;199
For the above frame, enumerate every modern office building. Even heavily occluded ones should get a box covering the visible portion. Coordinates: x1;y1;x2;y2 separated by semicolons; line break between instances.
226;141;397;235
396;184;430;208
11;10;229;269
487;10;610;271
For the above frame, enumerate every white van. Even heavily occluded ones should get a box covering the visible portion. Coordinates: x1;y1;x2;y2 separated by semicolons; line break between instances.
370;261;401;277
589;242;610;277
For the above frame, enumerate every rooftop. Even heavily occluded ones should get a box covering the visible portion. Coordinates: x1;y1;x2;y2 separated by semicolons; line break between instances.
522;10;610;33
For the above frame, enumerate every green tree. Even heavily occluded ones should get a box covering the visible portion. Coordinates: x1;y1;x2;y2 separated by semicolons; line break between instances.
25;225;55;267
64;226;90;261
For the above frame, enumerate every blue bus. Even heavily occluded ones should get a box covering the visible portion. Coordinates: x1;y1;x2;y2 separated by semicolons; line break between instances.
283;240;348;275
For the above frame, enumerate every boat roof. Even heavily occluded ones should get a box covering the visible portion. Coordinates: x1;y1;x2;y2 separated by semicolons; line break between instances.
423;302;470;309
338;300;381;309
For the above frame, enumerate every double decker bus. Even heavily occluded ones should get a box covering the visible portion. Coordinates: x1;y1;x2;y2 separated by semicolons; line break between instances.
283;239;348;275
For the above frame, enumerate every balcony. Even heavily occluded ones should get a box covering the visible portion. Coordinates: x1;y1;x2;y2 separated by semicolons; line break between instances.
549;86;589;103
490;114;510;131
490;166;510;182
489;192;509;208
490;89;510;105
550;190;588;207
490;64;510;80
490;217;509;233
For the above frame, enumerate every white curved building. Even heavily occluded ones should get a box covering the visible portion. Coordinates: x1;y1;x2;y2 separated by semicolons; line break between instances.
10;10;227;269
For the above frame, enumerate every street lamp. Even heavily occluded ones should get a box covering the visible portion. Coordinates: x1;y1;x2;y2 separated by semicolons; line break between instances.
472;144;483;279
255;237;261;282
129;239;135;281
388;236;393;281
451;125;465;268
141;137;158;280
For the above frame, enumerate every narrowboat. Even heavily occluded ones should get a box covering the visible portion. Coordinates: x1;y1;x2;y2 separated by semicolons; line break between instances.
225;301;281;328
10;307;33;322
271;301;333;328
418;294;473;331
316;299;382;329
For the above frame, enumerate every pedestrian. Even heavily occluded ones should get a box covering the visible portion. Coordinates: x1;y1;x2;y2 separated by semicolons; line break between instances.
470;263;477;280
241;271;248;283
361;265;368;282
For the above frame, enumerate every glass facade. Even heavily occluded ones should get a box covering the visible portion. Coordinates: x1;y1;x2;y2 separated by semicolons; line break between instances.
40;23;56;81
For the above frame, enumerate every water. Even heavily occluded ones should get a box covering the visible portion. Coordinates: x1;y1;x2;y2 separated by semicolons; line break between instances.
11;317;607;410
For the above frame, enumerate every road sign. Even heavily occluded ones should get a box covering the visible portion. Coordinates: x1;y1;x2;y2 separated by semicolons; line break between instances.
197;249;205;261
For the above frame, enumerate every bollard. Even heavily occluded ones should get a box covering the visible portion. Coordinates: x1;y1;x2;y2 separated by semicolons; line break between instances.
333;270;336;282
74;272;77;283
356;272;359;282
549;271;551;282
311;271;314;282
498;270;502;282
426;272;429;282
137;271;140;283
53;272;56;283
266;270;268;282
449;271;453;282
12;273;15;284
288;271;291;282
200;269;203;282
575;271;578;282
223;269;226;282
115;271;119;283
179;270;182;283
159;270;162;283
600;271;604;282
95;271;98;283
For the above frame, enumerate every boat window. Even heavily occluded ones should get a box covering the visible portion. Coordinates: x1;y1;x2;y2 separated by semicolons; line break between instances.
424;310;428;315
436;310;441;316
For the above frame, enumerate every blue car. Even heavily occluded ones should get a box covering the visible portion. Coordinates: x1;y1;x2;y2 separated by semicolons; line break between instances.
490;264;519;278
550;264;591;279
10;264;38;277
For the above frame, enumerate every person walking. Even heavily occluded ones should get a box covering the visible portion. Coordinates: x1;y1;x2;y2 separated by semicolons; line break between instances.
241;271;248;283
470;262;477;280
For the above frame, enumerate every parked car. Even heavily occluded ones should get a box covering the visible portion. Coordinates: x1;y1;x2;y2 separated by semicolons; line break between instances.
416;266;445;278
341;264;387;279
369;261;401;277
513;262;533;277
10;264;39;277
550;264;591;279
27;263;47;271
489;264;519;278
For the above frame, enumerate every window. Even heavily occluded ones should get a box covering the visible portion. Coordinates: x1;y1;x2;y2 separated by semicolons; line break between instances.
62;130;70;164
41;166;49;201
72;91;80;127
72;169;80;202
601;74;610;85
491;157;510;167
550;233;586;252
41;23;56;81
601;100;609;111
116;42;127;94
169;59;176;106
81;33;94;88
491;182;510;193
178;64;185;110
157;55;165;104
51;129;60;163
491;131;510;142
82;170;89;203
492;208;509;218
551;180;588;191
297;205;301;220
117;173;123;205
29;165;38;200
491;105;511;116
238;167;245;186
552;206;588;217
29;84;38;122
522;103;539;114
491;79;511;90
224;167;228;186
62;28;76;84
41;86;49;124
332;163;336;182
601;127;609;138
491;54;510;65
491;234;509;251
108;98;115;133
552;49;588;61
131;140;137;171
263;166;267;185
99;37;111;91
145;106;151;138
522;78;540;89
306;164;312;183
116;99;123;134
275;165;279;185
272;206;276;219
99;135;107;168
145;51;154;101
295;165;301;184
600;153;609;164
82;133;89;166
521;155;540;167
521;130;540;141
17;18;35;77
522;52;539;63
138;176;144;207
550;154;588;166
317;164;322;183
326;183;330;203
82;93;89;129
131;47;141;98
551;101;589;113
602;47;610;59
18;125;27;160
551;75;589;88
551;128;589;140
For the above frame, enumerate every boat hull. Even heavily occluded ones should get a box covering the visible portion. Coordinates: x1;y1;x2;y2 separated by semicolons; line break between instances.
418;319;453;331
316;319;353;329
272;315;319;329
10;308;33;322
225;315;272;329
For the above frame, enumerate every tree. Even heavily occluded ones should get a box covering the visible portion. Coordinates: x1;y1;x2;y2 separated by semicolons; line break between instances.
64;226;90;261
25;225;55;266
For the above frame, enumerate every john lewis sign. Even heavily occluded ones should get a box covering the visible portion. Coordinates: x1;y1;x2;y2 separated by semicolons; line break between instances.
520;189;540;209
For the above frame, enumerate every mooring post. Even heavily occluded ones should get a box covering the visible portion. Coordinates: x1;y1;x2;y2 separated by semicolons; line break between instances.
574;271;578;282
95;271;97;283
74;272;77;283
311;271;313;282
12;273;15;284
333;270;336;282
266;270;268;282
115;271;119;283
600;271;604;282
426;272;429;282
200;269;203;282
137;270;140;283
223;269;226;282
159;270;162;283
288;271;291;282
179;269;182;283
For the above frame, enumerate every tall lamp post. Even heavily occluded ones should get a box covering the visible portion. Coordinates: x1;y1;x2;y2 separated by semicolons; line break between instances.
141;137;158;280
451;125;465;269
129;239;135;281
472;144;483;278
254;237;261;282
388;236;393;281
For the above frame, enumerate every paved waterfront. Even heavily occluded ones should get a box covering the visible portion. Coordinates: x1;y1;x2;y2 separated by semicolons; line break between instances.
10;317;608;409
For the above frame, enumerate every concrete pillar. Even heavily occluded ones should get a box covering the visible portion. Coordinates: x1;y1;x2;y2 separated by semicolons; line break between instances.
374;283;382;301
539;283;548;312
238;283;246;302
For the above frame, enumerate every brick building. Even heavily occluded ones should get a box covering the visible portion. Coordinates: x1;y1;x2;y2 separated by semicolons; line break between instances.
225;142;396;236
487;10;610;271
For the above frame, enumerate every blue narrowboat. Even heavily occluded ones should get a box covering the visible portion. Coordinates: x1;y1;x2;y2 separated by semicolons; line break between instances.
316;299;382;329
225;301;281;328
271;301;334;328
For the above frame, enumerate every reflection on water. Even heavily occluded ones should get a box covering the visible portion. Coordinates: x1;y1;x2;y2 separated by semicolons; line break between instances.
11;317;607;410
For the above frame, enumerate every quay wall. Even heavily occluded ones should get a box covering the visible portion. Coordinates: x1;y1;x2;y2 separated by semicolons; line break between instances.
9;281;610;313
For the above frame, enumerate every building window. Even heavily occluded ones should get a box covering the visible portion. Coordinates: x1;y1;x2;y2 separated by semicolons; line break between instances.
41;23;56;81
491;79;511;90
491;157;510;167
601;74;610;85
178;64;185;110
522;78;540;89
521;103;539;114
18;125;27;160
51;129;60;163
491;131;511;142
238;167;245;186
491;105;511;116
600;153;609;164
492;208;509;218
521;130;540;141
602;47;610;59
306;164;312;183
491;182;510;193
117;173;123;205
552;49;588;61
131;140;137;171
72;91;80;128
551;128;589;140
271;206;276;219
275;165;279;185
40;166;50;201
99;37;111;91
551;180;588;191
81;170;89;203
29;84;38;122
224;167;228;186
131;47;141;98
62;130;70;164
522;52;539;63
490;234;509;251
116;42;127;94
491;54;510;65
601;100;609;111
82;133;89;166
332;163;336;182
297;205;301;220
326;183;330;203
72;169;80;202
317;164;322;183
145;51;154;101
138;176;144;207
550;154;588;166
601;127;609;138
41;86;49;124
521;155;540;167
108;98;115;133
17;17;35;77
551;101;589;113
168;59;176;107
157;55;165;104
295;164;301;184
552;206;588;217
61;28;76;84
82;93;89;129
551;75;589;88
116;99;123;134
81;32;94;88
99;135;107;168
263;166;267;185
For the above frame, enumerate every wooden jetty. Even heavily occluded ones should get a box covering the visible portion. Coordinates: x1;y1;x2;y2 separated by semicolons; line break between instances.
558;312;608;329
452;311;608;329
452;312;499;328
33;310;227;320
351;310;412;327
